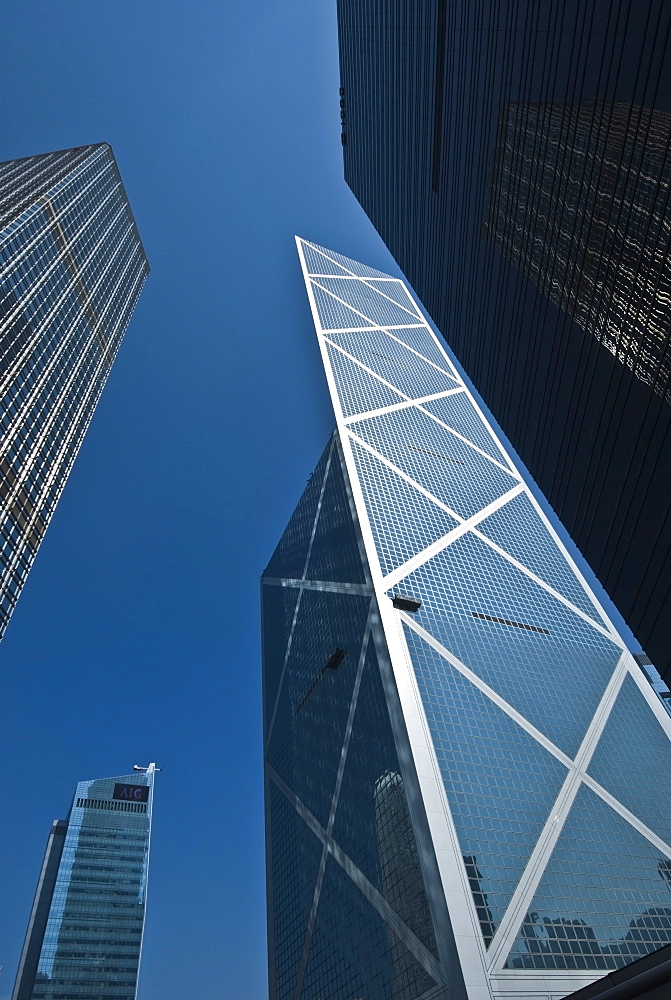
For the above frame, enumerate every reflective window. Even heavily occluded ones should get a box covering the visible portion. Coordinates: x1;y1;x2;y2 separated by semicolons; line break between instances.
301;857;437;1000
405;624;568;944
332;640;438;956
263;434;445;999
397;532;621;757
350;406;517;521
267;782;324;1000
351;438;458;577
506;785;671;970
588;673;671;846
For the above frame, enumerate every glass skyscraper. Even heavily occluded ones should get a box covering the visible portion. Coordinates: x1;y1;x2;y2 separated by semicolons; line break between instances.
336;1;671;686
261;239;671;1000
483;101;671;404
12;766;155;1000
0;144;148;638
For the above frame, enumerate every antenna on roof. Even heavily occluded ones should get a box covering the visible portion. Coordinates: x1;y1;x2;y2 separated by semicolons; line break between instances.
133;763;161;774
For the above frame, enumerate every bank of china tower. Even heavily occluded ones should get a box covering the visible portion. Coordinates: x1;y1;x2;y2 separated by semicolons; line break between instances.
261;240;671;1000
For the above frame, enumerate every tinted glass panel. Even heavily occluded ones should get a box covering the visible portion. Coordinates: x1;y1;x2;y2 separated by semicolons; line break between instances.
349;407;517;520
264;439;332;580
351;439;458;577
588;673;671;845
305;444;367;584
405;625;568;945
506;785;671;970
267;782;323;1000
332;639;438;956
301;857;438;1000
266;588;370;829
397;532;622;757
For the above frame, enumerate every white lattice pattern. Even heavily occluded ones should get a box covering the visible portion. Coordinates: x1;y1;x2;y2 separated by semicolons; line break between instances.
296;237;671;1000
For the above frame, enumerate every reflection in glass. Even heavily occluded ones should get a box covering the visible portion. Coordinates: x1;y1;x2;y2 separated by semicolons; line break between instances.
262;433;441;1000
506;786;671;970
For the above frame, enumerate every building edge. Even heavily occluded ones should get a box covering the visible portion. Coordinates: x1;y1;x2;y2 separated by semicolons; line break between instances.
11;820;68;1000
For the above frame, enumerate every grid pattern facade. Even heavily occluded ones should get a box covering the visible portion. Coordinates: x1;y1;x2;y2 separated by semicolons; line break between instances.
0;144;148;637
483;102;671;405
336;0;671;687
262;433;450;1000
265;239;671;1000
12;772;153;1000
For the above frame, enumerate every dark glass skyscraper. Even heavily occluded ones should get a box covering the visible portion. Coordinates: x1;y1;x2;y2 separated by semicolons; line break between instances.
336;1;671;684
12;766;155;1000
261;239;671;1000
0;143;148;637
483;101;671;405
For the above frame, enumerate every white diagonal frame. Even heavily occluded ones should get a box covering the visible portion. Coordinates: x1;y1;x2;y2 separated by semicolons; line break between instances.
294;238;671;998
291;610;373;1000
348;436;624;649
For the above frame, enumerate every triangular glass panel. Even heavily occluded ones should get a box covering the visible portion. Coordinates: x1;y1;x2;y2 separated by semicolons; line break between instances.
476;493;607;622
396;532;623;758
403;625;569;946
325;329;458;400
301;856;439;1000
300;240;355;276
310;282;377;331
420;393;508;464
363;279;423;317
315;277;421;329
266;587;371;829
263;438;332;580
332;639;439;957
350;439;459;576
305;438;368;584
267;781;324;1000
588;673;671;846
325;341;406;418
349;406;517;520
387;326;459;377
300;239;392;278
505;785;671;970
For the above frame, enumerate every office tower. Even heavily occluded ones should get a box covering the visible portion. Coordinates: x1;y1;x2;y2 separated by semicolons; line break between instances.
261;239;671;1000
483;101;671;402
12;765;156;1000
336;1;671;684
0;144;148;638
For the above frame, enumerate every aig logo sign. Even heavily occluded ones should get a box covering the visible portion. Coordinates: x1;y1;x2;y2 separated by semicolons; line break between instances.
113;782;149;803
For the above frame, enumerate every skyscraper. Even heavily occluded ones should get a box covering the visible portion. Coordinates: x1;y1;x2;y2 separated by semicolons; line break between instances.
482;101;671;404
336;0;671;684
0;143;148;637
12;765;156;1000
261;239;671;1000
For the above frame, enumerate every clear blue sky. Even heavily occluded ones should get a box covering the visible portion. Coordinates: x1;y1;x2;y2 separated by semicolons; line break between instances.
0;4;640;999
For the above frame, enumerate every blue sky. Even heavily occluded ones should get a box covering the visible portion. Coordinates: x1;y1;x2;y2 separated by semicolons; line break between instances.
0;3;640;999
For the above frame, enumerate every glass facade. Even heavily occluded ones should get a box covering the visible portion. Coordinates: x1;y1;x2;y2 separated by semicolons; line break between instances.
336;0;671;688
261;239;671;1000
0;144;148;638
262;433;448;1000
12;769;154;1000
483;102;671;404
